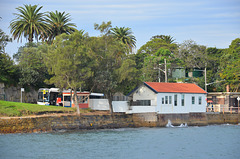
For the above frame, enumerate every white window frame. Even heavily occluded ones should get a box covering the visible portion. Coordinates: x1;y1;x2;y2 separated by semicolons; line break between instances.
181;94;185;106
198;96;202;105
192;96;195;105
169;96;172;105
165;96;168;104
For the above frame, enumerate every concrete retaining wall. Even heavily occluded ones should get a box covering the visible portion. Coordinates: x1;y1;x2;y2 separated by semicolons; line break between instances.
1;113;239;134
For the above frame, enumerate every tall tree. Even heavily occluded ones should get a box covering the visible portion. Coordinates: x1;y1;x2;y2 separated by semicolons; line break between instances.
92;22;138;114
0;29;18;85
17;43;49;88
137;37;177;55
0;52;19;85
110;26;136;52
136;36;178;83
206;47;225;91
0;29;12;53
141;48;179;82
44;30;94;115
10;4;49;42
45;11;77;43
176;40;207;69
219;38;240;92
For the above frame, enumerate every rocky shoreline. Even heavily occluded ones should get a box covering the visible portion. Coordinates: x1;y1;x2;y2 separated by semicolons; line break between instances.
1;112;239;134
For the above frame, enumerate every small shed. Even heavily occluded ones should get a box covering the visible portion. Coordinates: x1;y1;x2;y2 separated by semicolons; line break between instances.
128;82;207;114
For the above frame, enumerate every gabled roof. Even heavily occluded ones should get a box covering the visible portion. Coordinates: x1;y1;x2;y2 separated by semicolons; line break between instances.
144;82;207;94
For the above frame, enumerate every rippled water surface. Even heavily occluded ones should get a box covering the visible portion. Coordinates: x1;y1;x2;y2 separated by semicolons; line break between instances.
1;125;240;159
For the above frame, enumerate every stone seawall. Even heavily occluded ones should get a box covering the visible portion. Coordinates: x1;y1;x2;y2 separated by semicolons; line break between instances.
1;113;239;134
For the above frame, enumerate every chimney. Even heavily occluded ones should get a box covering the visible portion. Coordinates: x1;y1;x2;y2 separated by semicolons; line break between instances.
226;85;230;92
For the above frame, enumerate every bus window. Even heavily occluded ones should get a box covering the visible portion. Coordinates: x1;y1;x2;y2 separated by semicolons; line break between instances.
38;92;43;102
43;92;49;102
64;96;71;101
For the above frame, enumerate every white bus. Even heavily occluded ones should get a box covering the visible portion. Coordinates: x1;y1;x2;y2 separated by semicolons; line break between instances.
37;88;61;106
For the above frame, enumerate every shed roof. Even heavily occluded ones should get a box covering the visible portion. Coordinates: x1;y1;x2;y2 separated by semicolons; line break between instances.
144;82;207;94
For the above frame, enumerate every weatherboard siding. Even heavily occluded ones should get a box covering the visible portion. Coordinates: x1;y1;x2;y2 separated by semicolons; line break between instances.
157;93;206;114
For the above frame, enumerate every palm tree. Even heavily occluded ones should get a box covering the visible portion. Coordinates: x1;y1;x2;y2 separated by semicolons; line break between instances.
10;4;49;42
110;26;136;51
151;35;175;44
45;11;77;42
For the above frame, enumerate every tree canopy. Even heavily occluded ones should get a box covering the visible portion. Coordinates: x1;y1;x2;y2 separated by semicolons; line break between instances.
44;30;94;114
220;38;240;91
45;11;77;43
110;26;136;52
92;21;138;113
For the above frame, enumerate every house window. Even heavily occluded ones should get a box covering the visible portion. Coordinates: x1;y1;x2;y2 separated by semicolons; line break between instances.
133;100;151;106
181;94;185;106
162;97;164;104
165;96;168;104
174;95;177;106
169;96;172;104
199;97;202;105
192;96;195;104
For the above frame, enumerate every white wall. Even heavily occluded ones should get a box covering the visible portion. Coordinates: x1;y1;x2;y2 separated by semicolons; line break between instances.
112;101;129;112
89;99;109;110
133;85;157;106
156;93;206;114
128;106;156;113
89;99;129;112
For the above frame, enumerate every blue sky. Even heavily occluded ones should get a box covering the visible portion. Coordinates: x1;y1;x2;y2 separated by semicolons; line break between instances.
1;0;240;57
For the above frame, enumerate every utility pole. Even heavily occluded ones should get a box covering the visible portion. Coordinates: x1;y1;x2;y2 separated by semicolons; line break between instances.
205;66;207;92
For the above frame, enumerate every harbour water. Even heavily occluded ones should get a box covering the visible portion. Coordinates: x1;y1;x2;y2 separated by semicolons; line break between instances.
1;124;240;159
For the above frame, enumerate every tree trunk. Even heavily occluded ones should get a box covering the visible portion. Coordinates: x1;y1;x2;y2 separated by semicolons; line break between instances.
107;93;113;114
73;88;80;115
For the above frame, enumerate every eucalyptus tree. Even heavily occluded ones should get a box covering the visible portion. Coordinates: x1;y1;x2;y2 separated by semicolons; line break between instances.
92;22;138;114
44;30;94;115
45;11;77;43
10;4;49;42
176;40;207;69
219;38;240;92
110;26;136;52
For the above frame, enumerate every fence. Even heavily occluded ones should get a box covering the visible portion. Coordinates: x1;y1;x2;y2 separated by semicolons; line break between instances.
206;104;240;114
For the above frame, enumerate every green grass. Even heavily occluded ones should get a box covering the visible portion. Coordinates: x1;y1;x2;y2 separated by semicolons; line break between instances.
0;100;76;117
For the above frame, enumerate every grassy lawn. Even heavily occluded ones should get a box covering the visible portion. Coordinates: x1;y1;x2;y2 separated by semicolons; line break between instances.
0;100;76;117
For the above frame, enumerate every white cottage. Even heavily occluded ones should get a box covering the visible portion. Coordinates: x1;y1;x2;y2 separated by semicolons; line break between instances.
128;82;207;114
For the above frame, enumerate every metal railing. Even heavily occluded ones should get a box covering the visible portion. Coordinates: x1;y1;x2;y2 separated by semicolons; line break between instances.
206;105;240;114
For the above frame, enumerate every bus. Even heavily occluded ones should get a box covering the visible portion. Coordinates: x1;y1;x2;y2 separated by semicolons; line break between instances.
37;88;104;108
37;88;61;106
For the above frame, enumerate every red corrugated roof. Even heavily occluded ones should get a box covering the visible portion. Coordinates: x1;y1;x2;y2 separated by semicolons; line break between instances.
145;82;207;94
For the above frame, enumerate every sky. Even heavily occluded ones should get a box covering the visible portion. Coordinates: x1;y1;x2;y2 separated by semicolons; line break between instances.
1;0;240;57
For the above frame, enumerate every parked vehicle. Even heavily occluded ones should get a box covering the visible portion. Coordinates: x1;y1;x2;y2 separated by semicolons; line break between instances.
37;88;61;106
